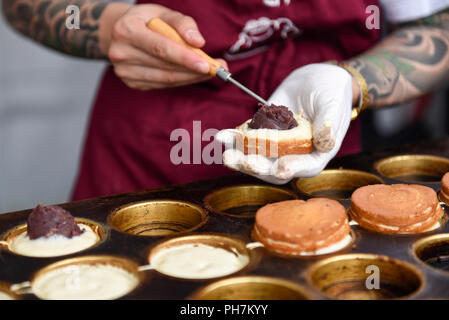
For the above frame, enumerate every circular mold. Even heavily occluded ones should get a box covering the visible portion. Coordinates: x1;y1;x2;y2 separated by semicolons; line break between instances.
190;276;311;300
11;255;144;300
147;233;258;280
375;155;449;183
0;281;20;300
204;185;297;218
293;169;384;200
0;218;106;258
414;234;449;273
108;200;208;236
307;253;423;300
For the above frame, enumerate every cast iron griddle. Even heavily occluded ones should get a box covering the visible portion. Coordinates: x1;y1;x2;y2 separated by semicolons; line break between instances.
1;138;449;300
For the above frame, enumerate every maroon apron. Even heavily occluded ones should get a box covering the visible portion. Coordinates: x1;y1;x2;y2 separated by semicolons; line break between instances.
72;0;380;200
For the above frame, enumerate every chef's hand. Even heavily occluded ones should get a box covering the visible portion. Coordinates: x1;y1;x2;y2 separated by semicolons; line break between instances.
105;3;227;90
216;63;357;184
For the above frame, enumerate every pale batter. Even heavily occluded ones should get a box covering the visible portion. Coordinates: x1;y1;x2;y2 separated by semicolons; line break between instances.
0;291;13;300
32;264;139;300
151;243;249;279
8;224;99;257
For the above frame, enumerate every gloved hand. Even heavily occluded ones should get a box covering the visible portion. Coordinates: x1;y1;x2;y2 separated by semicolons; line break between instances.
216;63;355;184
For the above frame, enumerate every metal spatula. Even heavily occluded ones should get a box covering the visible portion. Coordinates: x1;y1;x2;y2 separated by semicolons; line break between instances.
146;18;269;105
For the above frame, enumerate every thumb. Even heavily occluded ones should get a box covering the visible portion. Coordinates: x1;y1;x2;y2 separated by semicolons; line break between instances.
267;74;305;115
312;100;340;153
159;10;205;48
312;82;352;153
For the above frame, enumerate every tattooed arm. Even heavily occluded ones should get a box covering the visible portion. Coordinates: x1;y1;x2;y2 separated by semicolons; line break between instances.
2;1;217;88
1;0;131;58
347;9;449;108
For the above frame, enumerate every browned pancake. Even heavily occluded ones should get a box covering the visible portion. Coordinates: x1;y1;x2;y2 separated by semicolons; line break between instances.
441;173;449;202
254;199;350;255
350;184;443;234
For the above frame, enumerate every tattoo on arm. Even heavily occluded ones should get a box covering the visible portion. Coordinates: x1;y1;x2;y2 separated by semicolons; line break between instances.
2;0;108;58
347;9;449;108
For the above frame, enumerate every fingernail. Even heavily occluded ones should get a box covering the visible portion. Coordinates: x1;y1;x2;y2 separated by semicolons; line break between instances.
194;61;210;73
186;29;204;43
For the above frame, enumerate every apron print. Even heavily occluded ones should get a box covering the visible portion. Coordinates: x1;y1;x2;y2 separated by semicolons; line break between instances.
263;0;291;7
225;17;301;60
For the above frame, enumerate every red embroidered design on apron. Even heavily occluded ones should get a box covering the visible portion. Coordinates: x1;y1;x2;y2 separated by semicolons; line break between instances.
263;0;291;7
225;17;301;60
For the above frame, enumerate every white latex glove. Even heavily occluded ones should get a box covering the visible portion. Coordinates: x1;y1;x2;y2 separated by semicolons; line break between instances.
216;63;354;184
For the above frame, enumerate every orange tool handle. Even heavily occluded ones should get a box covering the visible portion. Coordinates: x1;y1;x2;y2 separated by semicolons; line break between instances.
146;18;222;76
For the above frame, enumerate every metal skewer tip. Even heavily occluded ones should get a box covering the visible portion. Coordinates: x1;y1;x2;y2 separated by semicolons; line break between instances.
216;68;269;106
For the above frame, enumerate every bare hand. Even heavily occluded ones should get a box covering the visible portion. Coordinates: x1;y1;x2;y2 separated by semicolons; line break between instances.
107;4;227;90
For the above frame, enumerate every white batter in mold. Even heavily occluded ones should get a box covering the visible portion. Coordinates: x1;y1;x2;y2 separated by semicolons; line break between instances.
32;264;139;300
0;291;14;300
151;243;250;279
8;224;99;257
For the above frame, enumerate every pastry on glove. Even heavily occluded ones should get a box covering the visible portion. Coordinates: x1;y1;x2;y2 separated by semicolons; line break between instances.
235;104;313;158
